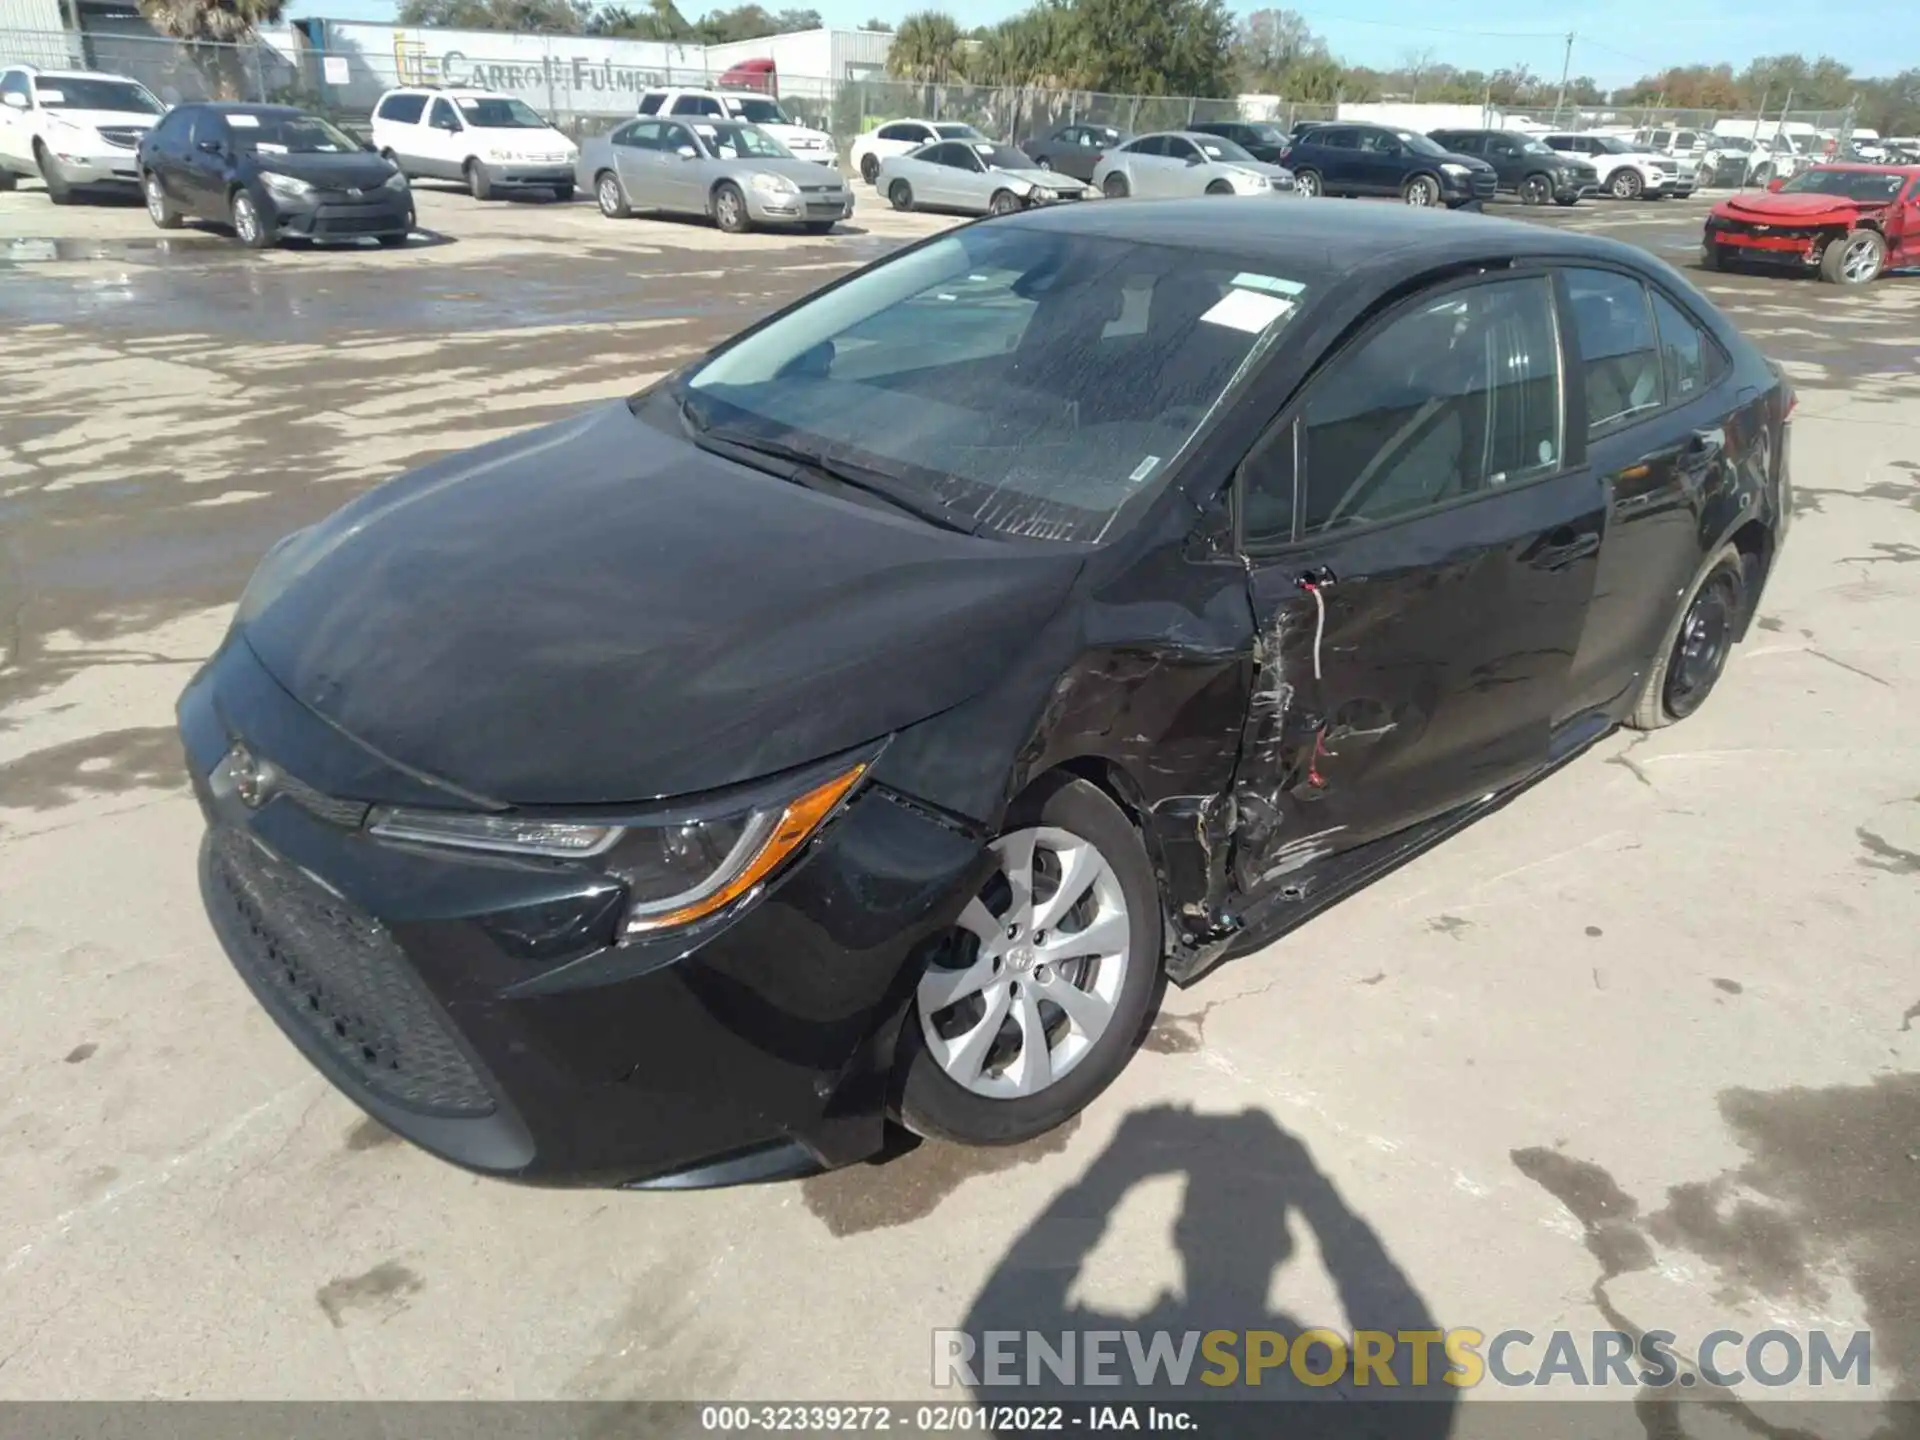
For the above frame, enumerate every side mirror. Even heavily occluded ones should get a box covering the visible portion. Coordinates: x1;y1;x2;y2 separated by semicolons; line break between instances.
1;93;26;109
676;145;697;159
197;139;224;156
1185;154;1203;166
1766;177;1785;192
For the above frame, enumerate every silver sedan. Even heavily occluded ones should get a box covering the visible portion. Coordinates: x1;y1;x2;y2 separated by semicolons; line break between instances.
876;139;1090;216
1092;131;1297;200
578;117;853;234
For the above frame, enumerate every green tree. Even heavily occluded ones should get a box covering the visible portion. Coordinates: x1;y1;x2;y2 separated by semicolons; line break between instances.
1068;0;1234;97
887;10;966;83
397;0;591;30
138;0;287;97
589;0;691;38
860;16;892;30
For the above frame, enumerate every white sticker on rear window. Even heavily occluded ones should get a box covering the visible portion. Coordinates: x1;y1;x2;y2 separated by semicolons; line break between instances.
1231;271;1306;297
1201;288;1295;333
228;114;260;128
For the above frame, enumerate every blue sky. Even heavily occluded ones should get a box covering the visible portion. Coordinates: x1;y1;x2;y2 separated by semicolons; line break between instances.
285;1;1920;90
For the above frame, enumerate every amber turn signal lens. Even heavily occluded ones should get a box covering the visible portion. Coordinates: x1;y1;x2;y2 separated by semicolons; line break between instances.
624;762;868;933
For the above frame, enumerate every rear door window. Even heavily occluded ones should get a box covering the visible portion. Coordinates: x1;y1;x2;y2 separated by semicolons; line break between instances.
1564;268;1664;435
377;93;426;124
1649;290;1728;402
637;93;664;115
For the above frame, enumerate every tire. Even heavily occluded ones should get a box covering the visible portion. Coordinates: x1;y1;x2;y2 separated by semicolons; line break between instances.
1401;173;1440;207
801;220;836;234
1520;172;1553;206
35;142;73;205
594;169;630;218
1608;167;1644;200
376;233;409;248
142;171;181;230
1554;194;1580;207
859;152;879;185
712;180;750;233
1204;179;1233;195
1629;543;1747;730
898;775;1162;1146
1101;172;1128;199
551;181;574;202
1036;155;1053;171
988;188;1019;216
1820;228;1886;286
1293;167;1322;197
0;166;15;193
1751;163;1772;185
465;159;493;201
888;178;914;211
229;189;273;249
1701;242;1726;272
379;148;400;171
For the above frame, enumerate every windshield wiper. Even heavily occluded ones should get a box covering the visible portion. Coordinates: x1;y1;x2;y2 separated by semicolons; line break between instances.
677;401;980;536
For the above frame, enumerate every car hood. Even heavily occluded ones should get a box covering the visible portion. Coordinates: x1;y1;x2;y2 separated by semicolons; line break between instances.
247;150;399;188
41;107;157;131
1718;191;1888;222
238;402;1082;806
757;122;831;144
730;156;844;185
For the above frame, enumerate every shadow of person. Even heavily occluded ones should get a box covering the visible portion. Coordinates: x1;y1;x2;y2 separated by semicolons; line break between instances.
957;1104;1458;1439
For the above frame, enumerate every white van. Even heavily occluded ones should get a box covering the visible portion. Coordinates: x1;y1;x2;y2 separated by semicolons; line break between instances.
371;86;578;200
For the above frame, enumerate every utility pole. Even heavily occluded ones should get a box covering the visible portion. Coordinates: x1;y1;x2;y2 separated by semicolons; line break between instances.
1552;30;1574;122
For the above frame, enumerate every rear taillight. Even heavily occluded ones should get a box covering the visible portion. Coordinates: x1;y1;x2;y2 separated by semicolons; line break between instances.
1784;387;1797;421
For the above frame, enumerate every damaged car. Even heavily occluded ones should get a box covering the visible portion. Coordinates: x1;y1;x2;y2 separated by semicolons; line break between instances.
1703;163;1919;285
181;200;1791;1190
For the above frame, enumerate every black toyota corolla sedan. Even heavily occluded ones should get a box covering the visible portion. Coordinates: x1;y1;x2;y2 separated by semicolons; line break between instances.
137;103;412;249
180;200;1790;1189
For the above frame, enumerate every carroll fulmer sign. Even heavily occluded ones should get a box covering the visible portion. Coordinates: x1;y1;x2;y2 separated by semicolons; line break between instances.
336;24;703;115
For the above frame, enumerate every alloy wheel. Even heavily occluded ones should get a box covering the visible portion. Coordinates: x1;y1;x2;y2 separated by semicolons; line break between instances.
1522;174;1550;205
145;175;166;224
1295;169;1321;197
597;175;621;216
1841;236;1883;283
915;826;1131;1100
1404;175;1438;206
1662;570;1739;719
233;196;259;244
715;189;742;230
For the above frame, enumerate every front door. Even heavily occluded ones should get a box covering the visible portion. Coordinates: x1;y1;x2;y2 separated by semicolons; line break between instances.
423;98;464;179
656;121;704;212
181;111;229;214
1230;271;1605;888
0;70;29;169
1349;130;1406;195
1891;177;1920;265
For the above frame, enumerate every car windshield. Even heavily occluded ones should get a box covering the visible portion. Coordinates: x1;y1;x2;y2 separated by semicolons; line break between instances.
226;112;361;155
694;121;791;159
1195;136;1254;162
37;78;162;114
457;97;547;129
726;97;791;125
1394;129;1449;157
973;142;1034;169
682;226;1310;543
1782;169;1905;201
935;124;984;139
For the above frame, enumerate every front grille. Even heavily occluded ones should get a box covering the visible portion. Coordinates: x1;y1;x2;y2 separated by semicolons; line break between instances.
97;126;143;149
313;209;402;235
272;767;370;828
1471;172;1498;197
799;183;841;194
209;825;496;1117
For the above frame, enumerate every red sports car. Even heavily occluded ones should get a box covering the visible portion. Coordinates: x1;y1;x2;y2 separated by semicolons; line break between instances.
1702;163;1919;284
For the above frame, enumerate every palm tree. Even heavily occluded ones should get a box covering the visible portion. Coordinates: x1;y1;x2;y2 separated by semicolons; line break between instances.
138;0;286;99
887;10;965;85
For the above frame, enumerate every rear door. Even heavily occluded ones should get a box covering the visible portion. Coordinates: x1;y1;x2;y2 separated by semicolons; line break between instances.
1124;134;1172;195
613;120;668;209
1313;127;1363;193
1558;266;1739;719
0;69;30;169
1163;135;1205;195
1230;270;1605;881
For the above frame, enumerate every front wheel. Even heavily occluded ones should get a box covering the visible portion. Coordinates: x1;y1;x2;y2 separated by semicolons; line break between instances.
550;181;573;203
1402;173;1440;207
465;160;493;201
712;180;750;233
35;142;73;205
1629;543;1747;730
888;178;914;211
988;187;1020;216
595;169;630;218
1100;172;1128;199
898;775;1162;1146
1700;242;1726;272
1554;194;1581;207
230;190;273;249
1520;172;1553;206
1609;167;1644;200
1821;228;1886;285
1204;179;1234;195
1036;155;1054;171
0;166;16;193
143;171;181;229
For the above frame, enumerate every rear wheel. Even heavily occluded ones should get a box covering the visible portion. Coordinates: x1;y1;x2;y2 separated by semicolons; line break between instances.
1036;155;1054;171
1629;543;1747;730
1609;167;1644;200
859;152;879;185
712;180;750;233
1101;172;1128;199
1821;228;1886;285
595;169;630;218
888;178;914;211
898;775;1162;1146
1520;172;1553;205
988;187;1019;216
1402;172;1440;206
35;142;73;205
143;171;181;229
465;159;493;201
1292;167;1322;197
0;166;15;193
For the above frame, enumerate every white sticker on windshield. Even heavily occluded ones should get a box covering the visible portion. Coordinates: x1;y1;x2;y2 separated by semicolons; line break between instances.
227;114;259;128
1231;271;1306;297
256;141;288;153
35;88;66;103
1128;456;1160;484
1201;288;1295;333
694;123;717;135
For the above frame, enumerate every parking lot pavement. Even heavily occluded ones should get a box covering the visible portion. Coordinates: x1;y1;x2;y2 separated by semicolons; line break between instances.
2;182;1917;1414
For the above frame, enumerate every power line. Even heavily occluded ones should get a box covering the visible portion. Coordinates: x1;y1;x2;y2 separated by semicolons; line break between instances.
1307;11;1572;41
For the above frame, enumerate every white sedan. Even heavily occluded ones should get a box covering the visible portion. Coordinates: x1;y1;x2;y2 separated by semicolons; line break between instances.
876;138;1089;216
851;118;989;186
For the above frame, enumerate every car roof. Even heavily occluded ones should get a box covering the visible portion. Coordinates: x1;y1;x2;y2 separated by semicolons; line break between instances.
30;69;142;82
387;86;508;99
189;103;310;117
1000;195;1654;284
1808;161;1920;175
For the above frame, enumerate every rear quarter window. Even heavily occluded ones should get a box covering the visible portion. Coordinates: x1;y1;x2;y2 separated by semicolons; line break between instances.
377;93;427;124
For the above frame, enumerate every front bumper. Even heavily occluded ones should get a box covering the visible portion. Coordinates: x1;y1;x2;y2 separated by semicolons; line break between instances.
179;637;982;1188
1704;219;1827;267
745;189;856;225
480;163;575;188
1441;171;1499;206
263;187;414;240
41;147;141;188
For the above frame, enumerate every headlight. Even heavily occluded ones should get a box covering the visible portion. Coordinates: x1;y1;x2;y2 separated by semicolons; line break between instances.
751;171;799;196
1441;162;1471;177
368;760;868;935
382;170;408;191
485;147;514;163
260;171;315;199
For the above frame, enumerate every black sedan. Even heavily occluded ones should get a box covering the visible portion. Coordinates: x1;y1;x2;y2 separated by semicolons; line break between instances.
180;201;1790;1189
1024;122;1128;182
137;103;413;249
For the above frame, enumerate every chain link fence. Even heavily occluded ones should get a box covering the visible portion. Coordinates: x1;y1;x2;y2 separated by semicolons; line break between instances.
0;23;1885;185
